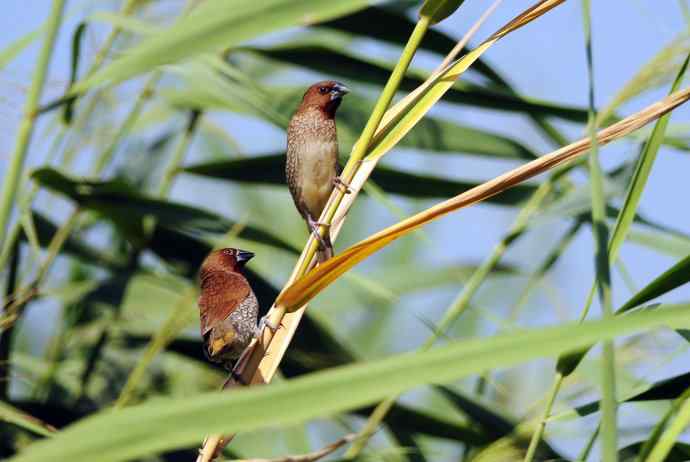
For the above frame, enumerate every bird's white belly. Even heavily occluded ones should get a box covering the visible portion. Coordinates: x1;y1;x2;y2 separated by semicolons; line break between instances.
300;141;336;217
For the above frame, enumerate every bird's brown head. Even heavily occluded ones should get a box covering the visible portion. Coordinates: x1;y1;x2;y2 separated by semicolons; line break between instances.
200;248;254;274
300;80;350;118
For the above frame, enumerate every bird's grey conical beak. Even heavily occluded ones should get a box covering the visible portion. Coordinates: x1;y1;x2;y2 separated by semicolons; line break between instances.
236;250;255;264
330;83;350;100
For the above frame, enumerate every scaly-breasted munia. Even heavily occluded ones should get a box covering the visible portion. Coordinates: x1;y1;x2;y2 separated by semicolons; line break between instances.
198;248;259;368
286;80;350;262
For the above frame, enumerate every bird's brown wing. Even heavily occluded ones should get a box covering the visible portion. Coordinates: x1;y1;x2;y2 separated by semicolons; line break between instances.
198;271;251;336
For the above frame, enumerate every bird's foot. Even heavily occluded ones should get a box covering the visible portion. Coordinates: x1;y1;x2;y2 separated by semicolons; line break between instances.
333;176;352;194
307;216;333;257
255;314;279;337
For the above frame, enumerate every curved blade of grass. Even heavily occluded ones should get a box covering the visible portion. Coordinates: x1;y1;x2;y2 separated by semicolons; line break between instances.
608;52;690;262
167;59;288;129
628;228;690;257
8;305;690;462
634;387;690;462
317;4;572;147
556;252;690;379
618;253;690;313
182;156;538;203
551;370;690;422
70;0;370;94
365;0;567;163
0;401;56;437
598;33;690;123
30;167;297;253
246;43;588;122
647;393;690;462
277;87;690;311
318;5;504;84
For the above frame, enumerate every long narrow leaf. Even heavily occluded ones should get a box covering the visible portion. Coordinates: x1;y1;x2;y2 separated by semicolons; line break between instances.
71;0;370;94
608;53;690;262
8;305;690;462
182;155;537;203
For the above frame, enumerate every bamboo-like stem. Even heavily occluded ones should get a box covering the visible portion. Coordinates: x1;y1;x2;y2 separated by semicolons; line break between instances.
89;0;139;74
0;0;66;251
0;127;68;278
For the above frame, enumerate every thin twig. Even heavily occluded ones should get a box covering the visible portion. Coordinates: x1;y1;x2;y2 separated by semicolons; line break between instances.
231;433;357;462
438;0;503;69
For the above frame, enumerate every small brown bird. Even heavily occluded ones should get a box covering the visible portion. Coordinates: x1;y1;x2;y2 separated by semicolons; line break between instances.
286;80;350;262
198;248;260;368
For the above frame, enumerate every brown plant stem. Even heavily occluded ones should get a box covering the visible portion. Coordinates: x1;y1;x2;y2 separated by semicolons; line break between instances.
233;433;357;462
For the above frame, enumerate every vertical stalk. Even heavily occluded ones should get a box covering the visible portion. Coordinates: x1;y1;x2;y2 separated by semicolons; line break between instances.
0;0;66;250
581;1;617;459
523;374;564;462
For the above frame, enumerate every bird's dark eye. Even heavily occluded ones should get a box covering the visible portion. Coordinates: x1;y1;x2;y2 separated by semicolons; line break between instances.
318;86;329;94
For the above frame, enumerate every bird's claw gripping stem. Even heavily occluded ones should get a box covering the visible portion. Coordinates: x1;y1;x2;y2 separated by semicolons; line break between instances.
256;314;279;336
333;176;352;194
307;215;333;260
